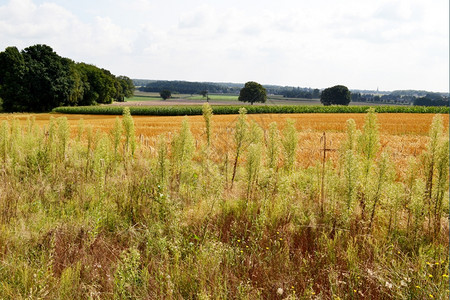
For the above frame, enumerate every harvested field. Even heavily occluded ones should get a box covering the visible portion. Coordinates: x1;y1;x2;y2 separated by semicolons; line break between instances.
1;112;447;169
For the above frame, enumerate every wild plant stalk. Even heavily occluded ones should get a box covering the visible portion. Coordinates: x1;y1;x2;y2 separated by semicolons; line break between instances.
122;107;136;156
94;133;112;199
76;118;84;142
356;108;380;221
26;116;36;135
231;108;248;189
170;118;195;188
57;117;70;161
404;157;418;234
45;117;57;171
431;121;448;238
111;117;123;159
358;108;380;181
59;262;82;299
341;119;360;214
281;119;297;172
114;248;142;299
245;122;263;198
266;122;280;170
85;125;94;177
202;103;213;148
156;134;168;188
368;151;392;231
0;120;10;163
422;114;447;236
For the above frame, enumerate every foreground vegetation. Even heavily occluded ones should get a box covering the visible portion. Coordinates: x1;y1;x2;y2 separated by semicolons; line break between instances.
0;106;448;299
53;104;449;116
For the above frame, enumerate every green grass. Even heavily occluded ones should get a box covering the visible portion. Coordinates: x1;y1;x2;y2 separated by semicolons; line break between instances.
125;95;162;101
186;94;239;101
53;105;450;116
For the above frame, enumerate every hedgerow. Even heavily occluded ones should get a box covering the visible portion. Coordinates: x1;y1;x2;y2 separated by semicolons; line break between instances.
52;105;449;115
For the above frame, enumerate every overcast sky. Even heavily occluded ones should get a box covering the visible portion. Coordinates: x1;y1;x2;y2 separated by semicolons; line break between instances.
0;0;448;92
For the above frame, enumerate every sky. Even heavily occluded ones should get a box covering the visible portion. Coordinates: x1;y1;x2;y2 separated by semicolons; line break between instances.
0;0;448;92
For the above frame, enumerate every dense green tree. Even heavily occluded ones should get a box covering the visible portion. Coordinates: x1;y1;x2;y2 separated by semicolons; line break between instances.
22;44;75;111
320;85;351;106
414;95;449;107
0;44;134;112
117;76;135;102
0;46;28;111
238;81;267;105
160;89;171;100
312;88;321;99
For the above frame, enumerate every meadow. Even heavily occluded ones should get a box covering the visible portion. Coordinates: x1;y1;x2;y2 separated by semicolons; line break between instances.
0;106;448;299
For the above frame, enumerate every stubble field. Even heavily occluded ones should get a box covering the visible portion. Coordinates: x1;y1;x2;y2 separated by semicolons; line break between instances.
2;112;447;168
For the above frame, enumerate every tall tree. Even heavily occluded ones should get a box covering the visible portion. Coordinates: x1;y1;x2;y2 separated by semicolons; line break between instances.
21;44;74;112
0;46;28;112
320;85;351;106
238;81;267;105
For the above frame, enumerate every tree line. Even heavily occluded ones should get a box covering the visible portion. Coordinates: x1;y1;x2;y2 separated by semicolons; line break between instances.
0;44;134;112
139;80;238;95
351;92;449;106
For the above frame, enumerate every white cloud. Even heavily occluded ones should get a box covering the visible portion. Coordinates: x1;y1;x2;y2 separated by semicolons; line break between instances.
0;0;447;91
0;0;135;64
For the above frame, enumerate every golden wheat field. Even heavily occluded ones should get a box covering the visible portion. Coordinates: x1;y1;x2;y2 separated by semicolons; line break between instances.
1;112;448;169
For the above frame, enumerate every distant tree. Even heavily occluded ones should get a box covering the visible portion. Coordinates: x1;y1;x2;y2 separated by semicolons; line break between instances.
238;81;267;105
160;89;171;100
320;85;351;106
351;92;361;102
116;75;135;102
200;90;210;101
312;88;320;99
414;95;449;107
